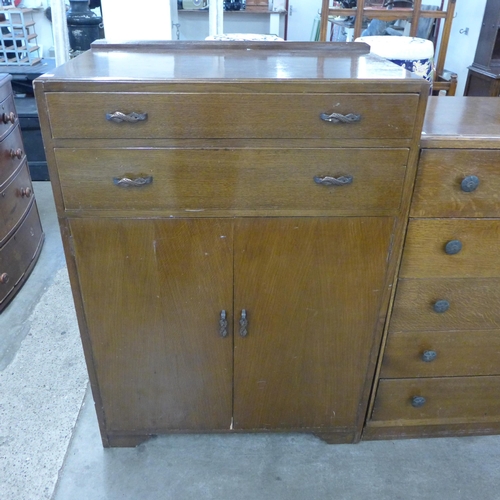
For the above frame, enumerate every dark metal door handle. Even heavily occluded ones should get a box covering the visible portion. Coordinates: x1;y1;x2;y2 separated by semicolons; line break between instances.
106;111;148;123
219;310;228;338
314;175;353;186
320;112;361;124
113;176;153;187
239;309;248;337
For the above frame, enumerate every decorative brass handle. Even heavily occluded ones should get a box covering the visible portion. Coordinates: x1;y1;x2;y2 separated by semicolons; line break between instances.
10;148;23;159
105;111;148;123
0;273;9;284
239;309;248;337
20;187;32;198
320;112;361;124
2;111;15;124
314;175;353;186
444;239;462;255
219;310;228;338
422;350;437;362
113;176;153;187
433;300;450;313
411;396;426;408
461;175;479;193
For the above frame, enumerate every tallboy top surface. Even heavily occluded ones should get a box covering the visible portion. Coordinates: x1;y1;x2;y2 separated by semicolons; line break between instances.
36;41;425;84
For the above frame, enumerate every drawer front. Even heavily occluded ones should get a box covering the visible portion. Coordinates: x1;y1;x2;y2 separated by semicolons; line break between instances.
371;376;500;423
0;202;43;307
0;161;34;245
46;92;419;140
400;219;500;278
381;330;500;378
0;125;25;188
390;278;500;332
411;150;500;218
0;94;17;142
54;148;409;215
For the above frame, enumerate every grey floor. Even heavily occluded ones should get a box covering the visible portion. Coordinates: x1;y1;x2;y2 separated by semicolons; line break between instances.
2;182;500;500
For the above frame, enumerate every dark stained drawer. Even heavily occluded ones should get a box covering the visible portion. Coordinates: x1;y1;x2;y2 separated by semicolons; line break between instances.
46;92;419;140
400;219;500;278
381;330;500;378
411;149;500;218
0;94;17;142
54;147;409;216
371;376;500;424
0;161;34;245
389;278;500;332
0;202;43;307
0;125;25;188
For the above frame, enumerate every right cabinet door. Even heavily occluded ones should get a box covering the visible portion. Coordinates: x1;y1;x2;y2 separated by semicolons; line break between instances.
232;217;395;431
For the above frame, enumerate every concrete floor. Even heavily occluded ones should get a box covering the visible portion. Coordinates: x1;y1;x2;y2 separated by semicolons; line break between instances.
2;181;500;500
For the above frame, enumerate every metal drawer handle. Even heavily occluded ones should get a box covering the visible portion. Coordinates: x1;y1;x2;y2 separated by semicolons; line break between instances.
411;396;426;408
219;310;228;338
461;175;479;193
433;300;450;313
0;273;9;284
113;176;153;187
239;309;248;337
422;350;437;362
106;111;148;123
444;239;462;255
314;175;353;186
2;111;15;124
10;148;23;159
320;112;361;124
20;187;32;198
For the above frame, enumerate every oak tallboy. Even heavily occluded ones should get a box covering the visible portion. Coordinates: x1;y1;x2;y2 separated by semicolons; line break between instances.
34;41;428;447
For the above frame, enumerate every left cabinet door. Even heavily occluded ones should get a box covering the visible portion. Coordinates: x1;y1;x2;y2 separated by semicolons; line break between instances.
70;218;234;433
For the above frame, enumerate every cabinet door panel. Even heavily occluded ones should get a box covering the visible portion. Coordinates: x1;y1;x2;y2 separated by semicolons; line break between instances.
233;217;394;430
70;218;233;432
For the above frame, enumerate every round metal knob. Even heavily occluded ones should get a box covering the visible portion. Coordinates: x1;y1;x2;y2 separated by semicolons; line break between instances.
433;300;450;313
2;111;15;124
10;148;23;160
20;187;32;198
445;240;462;255
461;175;479;193
411;396;426;408
0;273;9;284
422;350;437;362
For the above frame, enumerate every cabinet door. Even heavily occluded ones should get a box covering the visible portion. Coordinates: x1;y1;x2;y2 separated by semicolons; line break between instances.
233;218;394;430
70;218;233;432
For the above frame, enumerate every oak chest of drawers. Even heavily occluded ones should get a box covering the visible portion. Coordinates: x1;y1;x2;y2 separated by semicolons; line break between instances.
365;97;500;440
34;41;428;447
0;74;43;312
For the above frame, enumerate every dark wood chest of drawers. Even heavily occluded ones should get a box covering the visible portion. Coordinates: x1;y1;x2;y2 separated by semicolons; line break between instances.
0;74;43;312
34;41;429;447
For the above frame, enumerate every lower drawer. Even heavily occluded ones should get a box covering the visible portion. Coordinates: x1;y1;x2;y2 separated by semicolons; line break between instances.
54;148;408;215
371;376;500;424
381;330;500;378
0;202;43;308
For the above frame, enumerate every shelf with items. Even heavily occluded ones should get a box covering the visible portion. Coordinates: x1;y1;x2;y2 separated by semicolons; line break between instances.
319;0;457;96
0;7;41;66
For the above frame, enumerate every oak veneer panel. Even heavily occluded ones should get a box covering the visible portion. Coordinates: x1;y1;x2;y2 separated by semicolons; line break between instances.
411;149;500;218
390;278;500;332
233;217;394;430
381;330;500;378
371;376;500;423
0;202;43;307
400;219;500;278
46;92;419;140
0;161;33;245
70;218;234;432
55;148;409;215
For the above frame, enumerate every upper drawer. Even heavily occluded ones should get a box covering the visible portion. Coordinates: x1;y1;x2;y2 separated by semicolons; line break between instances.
45;92;419;140
0;161;34;245
411;149;500;218
0;94;17;142
54;147;409;215
0;125;25;188
400;219;500;278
